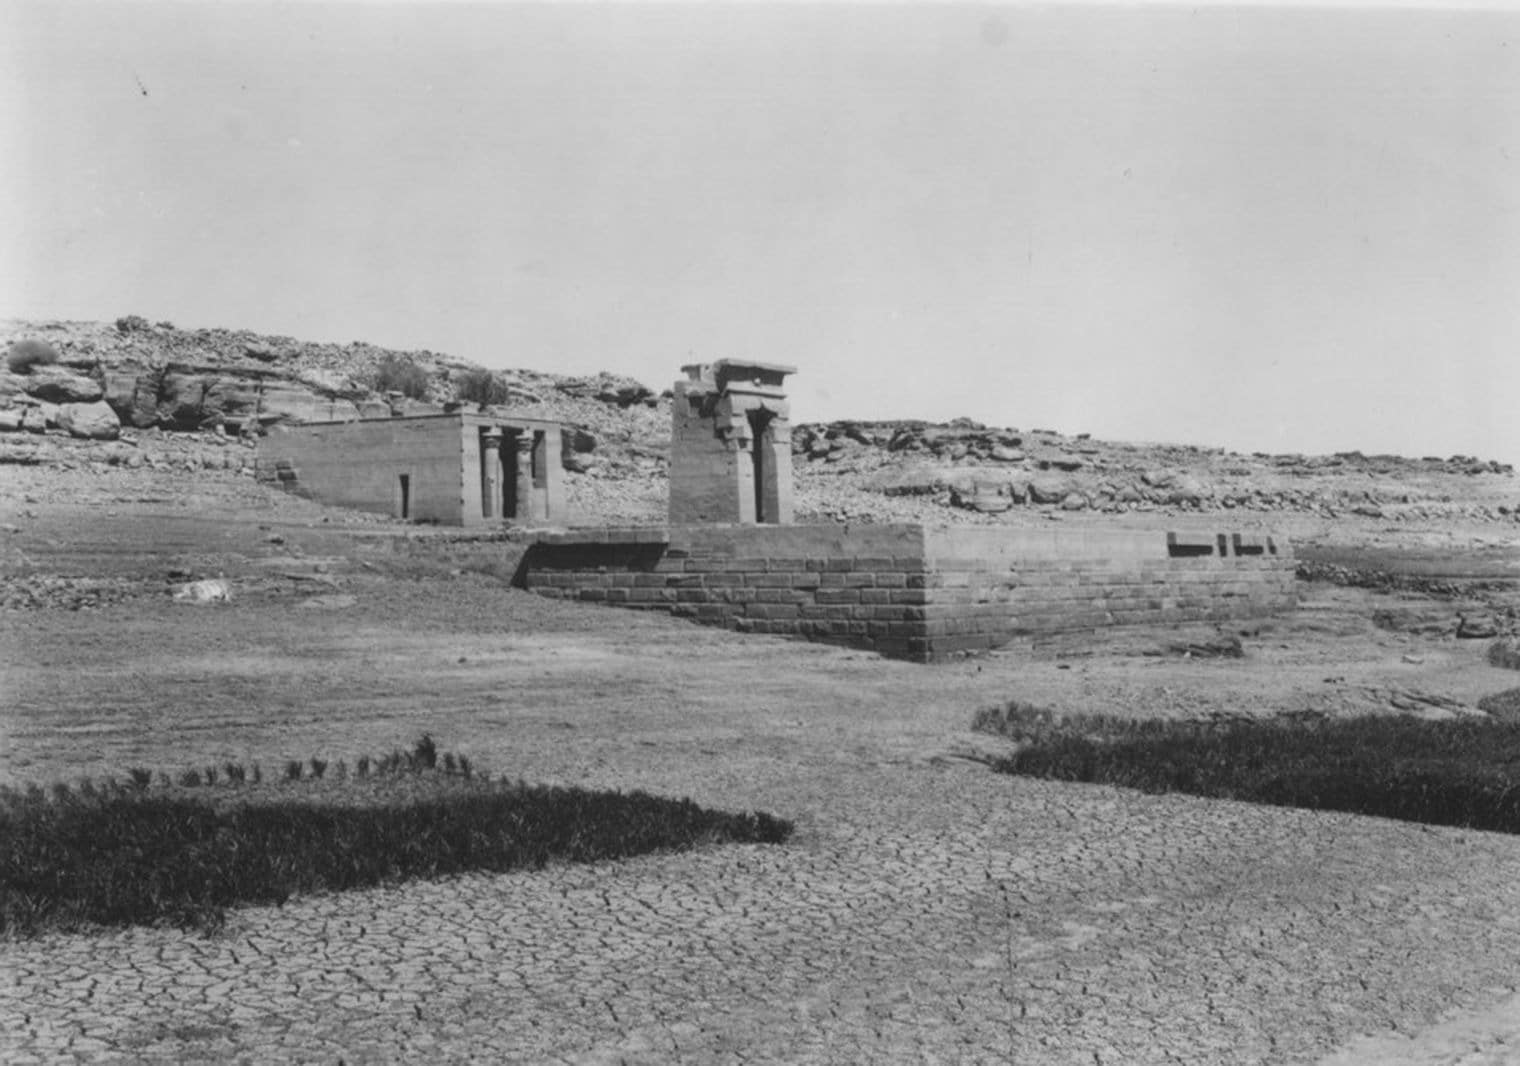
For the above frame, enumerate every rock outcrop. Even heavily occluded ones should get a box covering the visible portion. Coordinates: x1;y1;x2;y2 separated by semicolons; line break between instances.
0;321;668;482
792;418;1518;524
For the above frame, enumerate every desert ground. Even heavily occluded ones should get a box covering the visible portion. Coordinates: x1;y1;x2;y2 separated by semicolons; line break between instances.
4;457;1520;1065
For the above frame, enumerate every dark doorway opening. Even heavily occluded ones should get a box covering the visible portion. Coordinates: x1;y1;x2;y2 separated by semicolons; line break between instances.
398;474;411;520
747;409;774;524
502;432;520;518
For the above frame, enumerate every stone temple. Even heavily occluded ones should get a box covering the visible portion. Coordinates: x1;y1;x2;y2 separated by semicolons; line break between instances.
258;410;565;527
520;364;1297;661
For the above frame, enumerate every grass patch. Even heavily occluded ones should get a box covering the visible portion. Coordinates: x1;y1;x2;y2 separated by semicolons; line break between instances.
1478;688;1520;724
1491;638;1520;671
975;702;1520;834
1;740;792;937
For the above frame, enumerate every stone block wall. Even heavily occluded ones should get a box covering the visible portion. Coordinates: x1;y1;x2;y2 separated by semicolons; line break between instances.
917;527;1294;657
258;415;471;524
519;524;1296;662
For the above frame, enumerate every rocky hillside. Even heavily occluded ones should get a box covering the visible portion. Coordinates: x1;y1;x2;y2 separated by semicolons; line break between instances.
790;419;1519;527
3;316;1517;529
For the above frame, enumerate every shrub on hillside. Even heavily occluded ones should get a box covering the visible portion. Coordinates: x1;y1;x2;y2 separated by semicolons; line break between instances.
455;367;511;407
372;354;430;400
1490;638;1520;671
5;339;60;374
114;315;151;333
1477;687;1520;722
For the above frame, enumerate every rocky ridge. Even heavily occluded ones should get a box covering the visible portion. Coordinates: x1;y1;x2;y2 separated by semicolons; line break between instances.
791;419;1519;526
3;317;1517;528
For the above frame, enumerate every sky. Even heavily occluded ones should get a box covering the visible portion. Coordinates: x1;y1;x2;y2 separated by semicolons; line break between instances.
3;2;1518;464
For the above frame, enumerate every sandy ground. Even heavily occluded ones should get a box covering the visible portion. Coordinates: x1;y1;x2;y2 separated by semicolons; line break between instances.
3;477;1520;1063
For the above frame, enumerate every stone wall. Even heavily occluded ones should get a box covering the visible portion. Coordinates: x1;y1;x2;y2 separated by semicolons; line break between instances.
519;524;1296;662
919;527;1294;657
259;416;471;524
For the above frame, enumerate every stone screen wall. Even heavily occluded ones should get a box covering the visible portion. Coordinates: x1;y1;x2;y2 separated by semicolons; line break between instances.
259;416;473;525
520;524;1296;662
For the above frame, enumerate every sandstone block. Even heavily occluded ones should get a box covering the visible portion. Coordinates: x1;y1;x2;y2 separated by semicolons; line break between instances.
24;366;102;404
57;400;121;440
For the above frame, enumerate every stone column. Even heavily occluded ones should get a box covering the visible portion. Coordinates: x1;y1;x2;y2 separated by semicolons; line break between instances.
760;414;794;524
514;432;536;522
480;431;503;519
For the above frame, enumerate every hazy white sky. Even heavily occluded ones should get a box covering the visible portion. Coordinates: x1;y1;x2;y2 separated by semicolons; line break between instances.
4;2;1517;463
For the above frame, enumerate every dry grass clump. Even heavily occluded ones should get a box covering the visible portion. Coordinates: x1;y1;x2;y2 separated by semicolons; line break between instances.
976;702;1520;835
6;339;59;374
370;353;430;400
454;367;511;407
0;736;792;937
1490;638;1520;671
1477;688;1520;723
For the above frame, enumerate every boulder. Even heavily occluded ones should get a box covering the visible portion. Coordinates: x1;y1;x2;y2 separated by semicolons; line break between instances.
0;371;24;404
295;368;351;394
1027;476;1075;505
100;366;154;427
1458;614;1502;640
562;427;598;454
0;407;24;432
19;405;50;433
1059;492;1089;511
57;400;121;440
203;379;264;429
1162;476;1209;507
950;480;1012;513
173;578;231;604
156;370;212;427
871;466;944;497
256;383;332;424
989;444;1025;462
23;366;102;404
